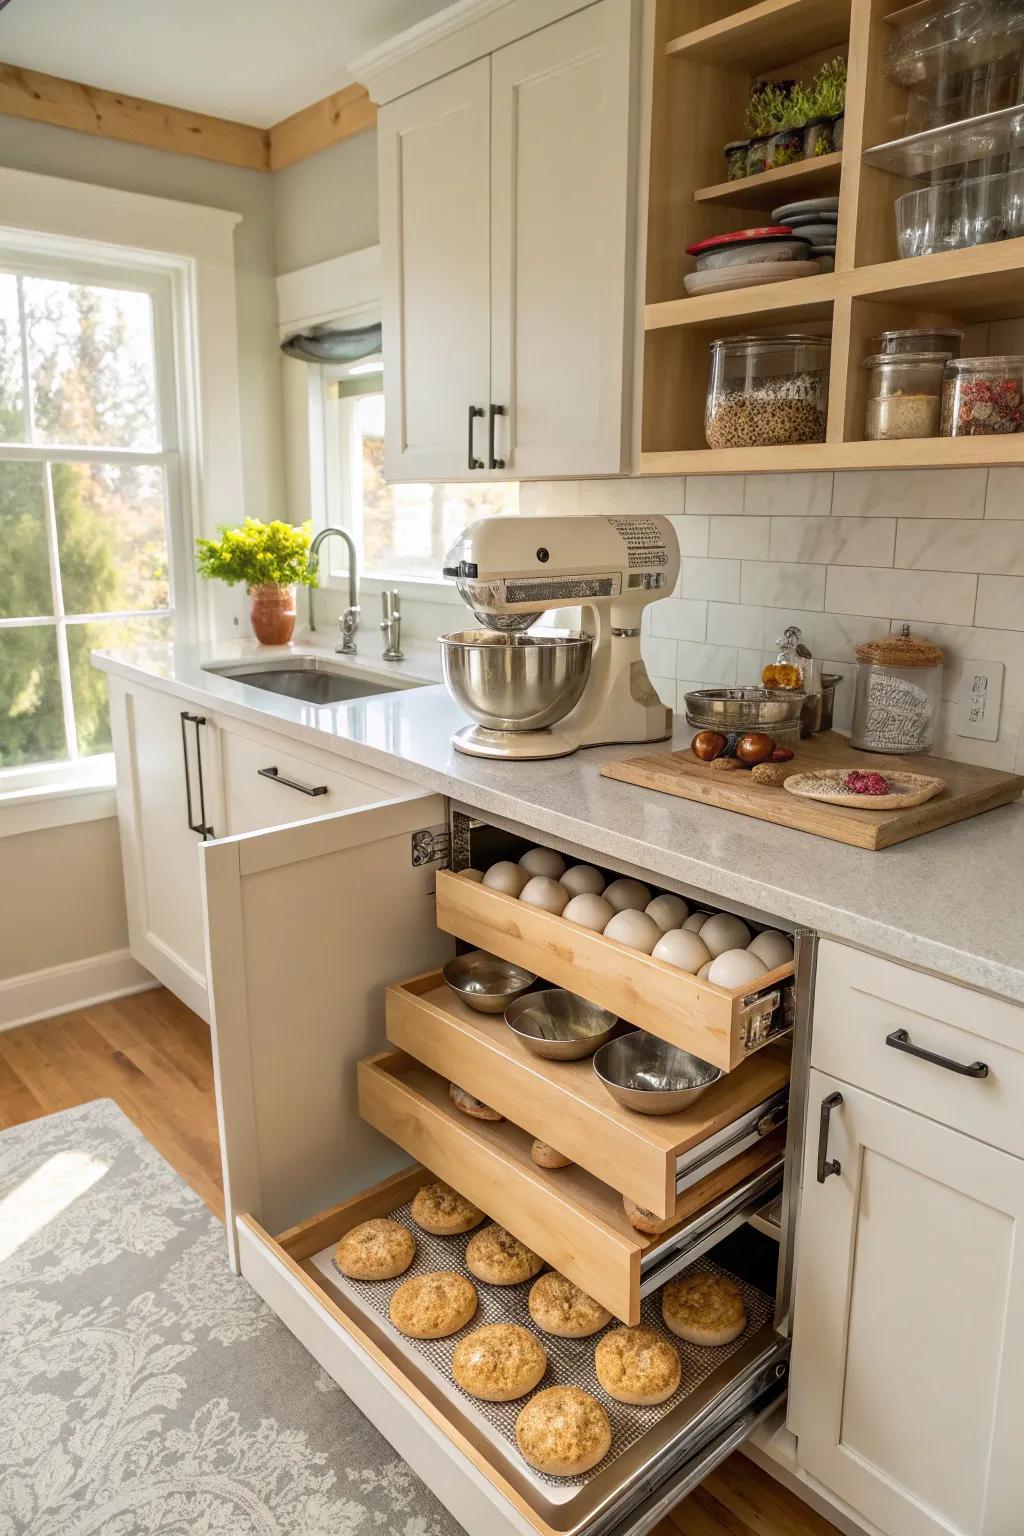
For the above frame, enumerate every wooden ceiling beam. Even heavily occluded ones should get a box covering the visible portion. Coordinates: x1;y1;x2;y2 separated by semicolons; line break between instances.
0;63;377;173
268;83;377;171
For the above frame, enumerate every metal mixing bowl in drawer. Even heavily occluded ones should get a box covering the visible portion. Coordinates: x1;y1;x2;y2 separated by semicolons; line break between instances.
593;1031;723;1114
505;989;619;1060
442;950;537;1014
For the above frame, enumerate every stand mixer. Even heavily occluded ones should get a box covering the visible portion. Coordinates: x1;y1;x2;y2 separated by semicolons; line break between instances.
439;514;680;759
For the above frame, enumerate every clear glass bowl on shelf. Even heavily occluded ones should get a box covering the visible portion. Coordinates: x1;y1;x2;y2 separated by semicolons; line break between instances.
705;335;831;450
862;352;950;440
894;165;1024;256
940;355;1024;434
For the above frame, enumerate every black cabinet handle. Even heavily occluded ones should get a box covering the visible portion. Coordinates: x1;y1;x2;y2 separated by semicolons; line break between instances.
488;403;506;469
467;405;484;470
258;766;328;798
179;712;214;840
885;1028;988;1079
816;1091;843;1184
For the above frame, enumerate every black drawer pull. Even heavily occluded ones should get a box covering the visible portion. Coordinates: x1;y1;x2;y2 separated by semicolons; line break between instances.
885;1027;988;1079
180;711;214;839
258;766;328;798
816;1091;843;1184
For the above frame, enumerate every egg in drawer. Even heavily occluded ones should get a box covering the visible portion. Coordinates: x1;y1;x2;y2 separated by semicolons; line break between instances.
434;870;794;1072
357;1050;786;1325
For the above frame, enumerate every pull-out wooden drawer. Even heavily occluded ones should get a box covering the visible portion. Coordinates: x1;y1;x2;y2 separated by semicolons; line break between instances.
237;1165;789;1536
386;970;791;1218
435;871;793;1071
358;1050;785;1324
813;940;1024;1158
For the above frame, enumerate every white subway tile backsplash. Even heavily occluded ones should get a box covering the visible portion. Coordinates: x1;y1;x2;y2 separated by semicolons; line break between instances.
745;472;833;518
895;519;1024;575
676;642;738;686
710;516;770;560
670;514;710;557
685;476;745;517
832;468;987;519
984;468;1024;519
650;597;708;642
826;567;977;624
580;479;632;516
641;636;678;678
812;612;883;661
518;480;581;516
629;477;686;518
976;575;1024;631
741;561;826;610
769;516;896;567
681;558;740;602
708;602;764;648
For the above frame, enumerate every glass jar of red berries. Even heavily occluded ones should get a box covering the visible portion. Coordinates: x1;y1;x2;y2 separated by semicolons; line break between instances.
941;356;1024;436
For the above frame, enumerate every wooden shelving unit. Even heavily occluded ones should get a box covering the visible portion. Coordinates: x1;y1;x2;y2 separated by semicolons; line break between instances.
639;0;1024;474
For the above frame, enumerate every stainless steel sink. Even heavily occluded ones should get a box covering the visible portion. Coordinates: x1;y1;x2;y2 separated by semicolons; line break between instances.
204;657;411;706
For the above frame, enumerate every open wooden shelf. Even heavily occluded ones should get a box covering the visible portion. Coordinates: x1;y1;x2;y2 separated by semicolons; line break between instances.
694;152;844;212
640;0;1024;473
666;0;852;72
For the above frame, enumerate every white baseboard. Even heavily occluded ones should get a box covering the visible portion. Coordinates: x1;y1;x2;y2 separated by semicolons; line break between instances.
0;948;156;1031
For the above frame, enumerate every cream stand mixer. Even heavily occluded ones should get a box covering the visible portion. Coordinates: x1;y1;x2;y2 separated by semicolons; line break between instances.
439;514;680;759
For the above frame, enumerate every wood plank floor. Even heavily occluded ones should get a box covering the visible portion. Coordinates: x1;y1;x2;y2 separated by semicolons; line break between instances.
0;987;840;1536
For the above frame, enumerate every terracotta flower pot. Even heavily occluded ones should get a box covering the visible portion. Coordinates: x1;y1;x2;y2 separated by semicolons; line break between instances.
249;583;296;645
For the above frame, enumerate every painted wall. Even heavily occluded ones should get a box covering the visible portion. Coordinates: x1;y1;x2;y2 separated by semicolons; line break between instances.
273;132;379;275
0;117;288;1017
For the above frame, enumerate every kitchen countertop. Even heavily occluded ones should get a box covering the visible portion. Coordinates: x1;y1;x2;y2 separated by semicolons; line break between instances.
94;636;1024;1004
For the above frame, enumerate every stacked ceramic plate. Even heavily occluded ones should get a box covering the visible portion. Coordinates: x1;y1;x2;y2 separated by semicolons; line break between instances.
772;197;839;273
683;225;819;296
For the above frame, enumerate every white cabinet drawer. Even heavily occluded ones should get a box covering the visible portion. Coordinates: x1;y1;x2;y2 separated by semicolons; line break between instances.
812;940;1024;1157
220;723;410;835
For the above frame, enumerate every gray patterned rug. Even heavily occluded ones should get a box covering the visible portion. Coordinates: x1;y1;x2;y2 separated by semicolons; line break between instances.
0;1098;463;1535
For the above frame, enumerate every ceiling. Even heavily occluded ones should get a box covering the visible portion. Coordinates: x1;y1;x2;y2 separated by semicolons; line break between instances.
0;0;454;127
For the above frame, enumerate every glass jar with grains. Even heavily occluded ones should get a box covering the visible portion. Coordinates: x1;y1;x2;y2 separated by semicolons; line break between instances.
705;334;831;450
862;351;949;440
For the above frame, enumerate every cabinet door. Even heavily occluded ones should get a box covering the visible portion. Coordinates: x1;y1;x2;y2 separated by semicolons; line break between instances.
110;680;223;1021
379;58;491;482
489;0;636;478
201;791;455;1267
789;1069;1024;1536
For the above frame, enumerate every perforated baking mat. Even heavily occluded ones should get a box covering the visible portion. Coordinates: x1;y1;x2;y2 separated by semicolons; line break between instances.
309;1200;773;1497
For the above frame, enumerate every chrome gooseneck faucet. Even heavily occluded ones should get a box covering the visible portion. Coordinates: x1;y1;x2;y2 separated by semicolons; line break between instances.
307;526;360;653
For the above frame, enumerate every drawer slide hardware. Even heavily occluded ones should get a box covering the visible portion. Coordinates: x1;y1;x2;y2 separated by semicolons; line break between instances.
816;1091;843;1184
885;1027;989;1079
642;1158;785;1296
411;827;450;867
257;766;328;797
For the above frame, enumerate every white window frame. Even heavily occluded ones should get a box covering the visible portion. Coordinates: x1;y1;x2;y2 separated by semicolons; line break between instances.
0;167;244;820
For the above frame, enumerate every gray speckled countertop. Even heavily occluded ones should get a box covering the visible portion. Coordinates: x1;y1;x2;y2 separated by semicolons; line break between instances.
94;638;1024;1004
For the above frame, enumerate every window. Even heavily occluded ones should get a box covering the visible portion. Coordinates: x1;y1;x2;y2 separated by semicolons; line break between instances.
325;377;516;582
0;254;182;782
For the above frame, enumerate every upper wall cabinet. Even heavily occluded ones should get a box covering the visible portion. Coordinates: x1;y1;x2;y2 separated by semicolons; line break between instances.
366;0;639;482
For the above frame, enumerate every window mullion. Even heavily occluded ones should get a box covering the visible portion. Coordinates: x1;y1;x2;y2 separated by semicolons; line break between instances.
40;460;78;763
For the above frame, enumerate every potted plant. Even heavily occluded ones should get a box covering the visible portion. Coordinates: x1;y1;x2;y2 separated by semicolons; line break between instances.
745;81;776;176
196;518;316;645
807;57;847;155
768;85;807;168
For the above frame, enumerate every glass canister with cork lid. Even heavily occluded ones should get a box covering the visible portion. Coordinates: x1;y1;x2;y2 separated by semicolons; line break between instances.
851;626;944;753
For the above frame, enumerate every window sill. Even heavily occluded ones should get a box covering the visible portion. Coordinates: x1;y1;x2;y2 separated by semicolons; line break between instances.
0;764;118;839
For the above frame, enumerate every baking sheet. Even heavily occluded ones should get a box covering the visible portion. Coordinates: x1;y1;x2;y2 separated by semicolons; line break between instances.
310;1199;773;1498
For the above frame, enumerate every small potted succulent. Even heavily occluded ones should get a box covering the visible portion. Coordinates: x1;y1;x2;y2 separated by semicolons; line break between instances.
767;85;807;168
196;518;316;645
808;57;847;155
745;82;775;177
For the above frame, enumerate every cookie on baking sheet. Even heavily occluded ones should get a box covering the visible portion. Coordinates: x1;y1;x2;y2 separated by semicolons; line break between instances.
466;1223;544;1285
515;1387;612;1477
623;1196;674;1236
531;1139;573;1169
452;1324;547;1402
410;1181;485;1236
388;1271;478;1339
661;1270;747;1346
528;1272;611;1338
594;1325;681;1406
334;1218;415;1280
449;1082;504;1120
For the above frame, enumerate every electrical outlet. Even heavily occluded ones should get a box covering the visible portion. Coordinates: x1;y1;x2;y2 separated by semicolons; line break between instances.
955;660;1004;741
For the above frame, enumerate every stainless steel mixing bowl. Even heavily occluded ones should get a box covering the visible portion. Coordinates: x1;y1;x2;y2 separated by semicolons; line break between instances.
439;629;593;732
505;989;619;1060
593;1031;723;1114
683;686;806;733
442;950;538;1014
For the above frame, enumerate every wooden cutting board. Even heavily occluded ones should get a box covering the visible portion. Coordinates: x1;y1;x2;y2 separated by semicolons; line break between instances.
600;732;1024;850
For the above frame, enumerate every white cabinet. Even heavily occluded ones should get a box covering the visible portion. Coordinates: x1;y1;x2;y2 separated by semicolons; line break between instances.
375;0;637;482
790;1069;1024;1536
379;59;492;481
110;678;223;1021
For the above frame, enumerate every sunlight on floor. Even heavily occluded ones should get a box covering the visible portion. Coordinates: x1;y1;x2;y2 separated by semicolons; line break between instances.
0;1151;109;1261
